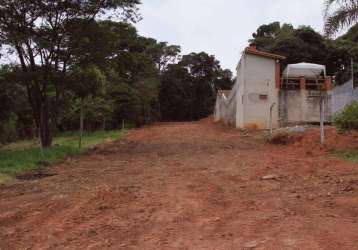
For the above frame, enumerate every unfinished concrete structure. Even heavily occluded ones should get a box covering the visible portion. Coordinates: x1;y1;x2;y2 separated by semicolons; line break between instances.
279;63;333;126
214;45;333;129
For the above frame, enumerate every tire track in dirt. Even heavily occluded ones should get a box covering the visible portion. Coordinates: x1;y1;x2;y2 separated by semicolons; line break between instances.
1;119;358;249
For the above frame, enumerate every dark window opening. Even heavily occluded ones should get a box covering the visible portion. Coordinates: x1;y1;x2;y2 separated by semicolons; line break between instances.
259;94;268;100
281;78;300;90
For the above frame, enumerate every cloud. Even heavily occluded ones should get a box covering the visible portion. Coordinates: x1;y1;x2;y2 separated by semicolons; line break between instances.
136;0;326;73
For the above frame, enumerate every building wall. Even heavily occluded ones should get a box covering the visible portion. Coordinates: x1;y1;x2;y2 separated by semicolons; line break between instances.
239;54;279;129
279;90;332;126
214;52;280;129
236;56;245;128
214;53;244;127
332;79;357;114
214;90;237;126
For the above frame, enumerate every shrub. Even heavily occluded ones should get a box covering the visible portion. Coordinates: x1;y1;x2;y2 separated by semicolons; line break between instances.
0;114;17;144
334;102;358;131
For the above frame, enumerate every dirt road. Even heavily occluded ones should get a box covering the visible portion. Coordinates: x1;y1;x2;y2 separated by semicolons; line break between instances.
1;119;358;250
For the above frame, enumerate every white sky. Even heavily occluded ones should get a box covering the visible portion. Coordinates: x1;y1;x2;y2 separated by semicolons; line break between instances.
136;0;326;73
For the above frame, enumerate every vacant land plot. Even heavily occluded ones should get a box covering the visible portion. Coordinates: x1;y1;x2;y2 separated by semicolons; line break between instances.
1;119;358;249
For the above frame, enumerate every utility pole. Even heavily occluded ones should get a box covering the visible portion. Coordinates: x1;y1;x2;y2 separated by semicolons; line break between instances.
351;58;355;102
352;58;355;91
79;98;84;149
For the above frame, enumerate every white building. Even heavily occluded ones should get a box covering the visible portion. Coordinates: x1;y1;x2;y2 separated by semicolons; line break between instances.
215;44;285;129
215;45;332;129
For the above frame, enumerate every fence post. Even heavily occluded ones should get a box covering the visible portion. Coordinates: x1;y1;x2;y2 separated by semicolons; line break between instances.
320;96;325;145
269;103;276;135
352;58;355;102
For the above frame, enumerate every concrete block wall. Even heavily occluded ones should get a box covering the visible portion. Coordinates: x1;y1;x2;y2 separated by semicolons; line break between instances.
279;90;332;126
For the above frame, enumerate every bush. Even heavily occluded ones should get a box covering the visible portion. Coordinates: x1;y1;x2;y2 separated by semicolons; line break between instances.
334;102;358;131
0;114;17;144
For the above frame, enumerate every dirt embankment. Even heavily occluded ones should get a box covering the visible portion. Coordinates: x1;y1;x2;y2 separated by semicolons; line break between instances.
1;119;358;249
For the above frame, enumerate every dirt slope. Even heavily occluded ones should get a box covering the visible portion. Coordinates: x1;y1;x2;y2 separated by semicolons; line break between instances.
1;120;358;250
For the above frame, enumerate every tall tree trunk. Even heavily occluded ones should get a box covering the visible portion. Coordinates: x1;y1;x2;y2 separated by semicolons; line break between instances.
79;98;84;149
16;46;56;149
39;99;53;148
147;106;151;124
102;116;106;131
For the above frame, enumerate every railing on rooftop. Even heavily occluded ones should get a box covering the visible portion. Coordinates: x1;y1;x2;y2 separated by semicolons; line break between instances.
280;77;332;91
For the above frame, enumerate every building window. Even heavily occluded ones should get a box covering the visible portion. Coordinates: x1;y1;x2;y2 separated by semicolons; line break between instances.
259;94;268;101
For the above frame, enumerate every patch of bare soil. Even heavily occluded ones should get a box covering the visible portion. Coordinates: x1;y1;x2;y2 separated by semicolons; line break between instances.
1;120;358;249
289;127;358;156
267;132;304;145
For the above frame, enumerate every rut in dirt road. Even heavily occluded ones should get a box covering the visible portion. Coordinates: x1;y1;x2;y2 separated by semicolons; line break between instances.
1;119;358;250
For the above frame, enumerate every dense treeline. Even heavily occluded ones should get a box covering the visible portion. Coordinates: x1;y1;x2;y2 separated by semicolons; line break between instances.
0;1;357;147
250;22;358;84
160;53;233;121
0;1;233;146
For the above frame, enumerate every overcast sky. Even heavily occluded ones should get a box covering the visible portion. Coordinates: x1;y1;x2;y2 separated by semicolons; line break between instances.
136;0;326;73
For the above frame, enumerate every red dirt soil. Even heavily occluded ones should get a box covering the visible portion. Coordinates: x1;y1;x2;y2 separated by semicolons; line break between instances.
1;119;358;250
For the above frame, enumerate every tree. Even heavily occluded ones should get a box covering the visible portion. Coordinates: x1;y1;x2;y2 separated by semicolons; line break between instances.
274;26;328;65
250;21;358;84
251;22;293;51
324;0;358;36
159;52;233;121
251;23;327;66
0;66;19;144
68;65;106;148
153;42;181;72
0;0;140;147
214;69;234;91
0;66;34;144
250;22;346;76
330;23;358;83
98;30;180;126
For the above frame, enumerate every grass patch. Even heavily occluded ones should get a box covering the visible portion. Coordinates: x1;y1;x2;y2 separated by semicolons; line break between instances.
335;150;358;163
0;130;127;177
0;173;12;183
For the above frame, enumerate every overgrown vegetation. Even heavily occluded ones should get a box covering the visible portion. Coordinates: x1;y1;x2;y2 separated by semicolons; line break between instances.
0;1;233;148
160;53;233;121
334;101;358;130
0;130;126;175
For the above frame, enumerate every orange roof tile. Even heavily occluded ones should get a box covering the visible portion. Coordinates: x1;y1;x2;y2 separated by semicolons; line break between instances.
245;47;286;60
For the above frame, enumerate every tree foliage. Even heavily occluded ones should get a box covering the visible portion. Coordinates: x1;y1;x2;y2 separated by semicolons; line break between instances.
250;21;358;84
0;1;244;146
334;101;358;130
0;66;33;144
324;0;358;36
159;52;233;121
0;0;140;147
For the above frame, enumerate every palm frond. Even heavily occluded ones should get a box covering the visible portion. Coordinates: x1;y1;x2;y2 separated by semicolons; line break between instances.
324;0;338;17
324;0;358;36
